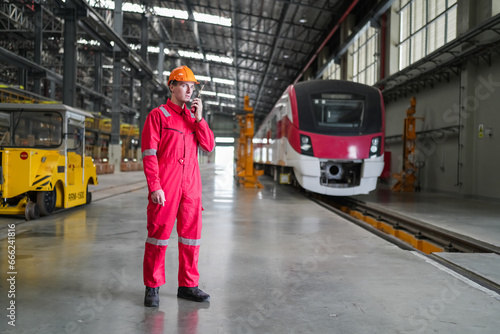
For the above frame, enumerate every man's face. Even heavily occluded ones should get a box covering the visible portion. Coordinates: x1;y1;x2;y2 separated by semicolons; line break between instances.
170;81;196;104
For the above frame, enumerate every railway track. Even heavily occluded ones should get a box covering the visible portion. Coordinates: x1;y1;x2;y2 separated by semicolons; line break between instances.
306;193;500;255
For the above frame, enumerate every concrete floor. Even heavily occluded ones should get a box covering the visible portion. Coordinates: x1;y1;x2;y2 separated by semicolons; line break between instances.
1;165;500;333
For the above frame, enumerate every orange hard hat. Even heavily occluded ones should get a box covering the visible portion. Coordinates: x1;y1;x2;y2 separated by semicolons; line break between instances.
167;65;200;85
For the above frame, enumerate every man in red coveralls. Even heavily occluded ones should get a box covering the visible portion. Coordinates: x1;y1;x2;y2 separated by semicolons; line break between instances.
141;65;215;306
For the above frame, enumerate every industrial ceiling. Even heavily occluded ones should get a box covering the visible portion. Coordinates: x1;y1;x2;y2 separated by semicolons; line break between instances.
0;0;388;127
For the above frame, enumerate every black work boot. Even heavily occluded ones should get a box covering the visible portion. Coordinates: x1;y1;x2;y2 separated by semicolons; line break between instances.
177;286;210;302
144;286;160;307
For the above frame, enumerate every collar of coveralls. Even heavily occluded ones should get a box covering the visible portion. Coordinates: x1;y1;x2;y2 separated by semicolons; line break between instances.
166;98;190;116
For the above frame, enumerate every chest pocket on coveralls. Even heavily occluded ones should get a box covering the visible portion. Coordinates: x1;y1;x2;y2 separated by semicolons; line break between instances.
161;127;184;158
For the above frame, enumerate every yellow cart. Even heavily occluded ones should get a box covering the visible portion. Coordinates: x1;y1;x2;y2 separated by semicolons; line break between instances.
0;103;98;220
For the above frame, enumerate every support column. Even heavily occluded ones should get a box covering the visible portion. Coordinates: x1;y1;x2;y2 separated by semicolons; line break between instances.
386;4;400;77
138;77;148;160
138;12;151;159
50;67;56;100
34;3;43;95
141;13;149;64
456;0;477;196
158;42;165;83
62;4;77;106
129;74;134;110
94;52;102;112
17;50;27;89
110;0;123;170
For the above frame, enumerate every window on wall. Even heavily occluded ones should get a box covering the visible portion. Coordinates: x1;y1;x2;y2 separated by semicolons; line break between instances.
323;60;341;80
349;23;379;86
399;0;457;70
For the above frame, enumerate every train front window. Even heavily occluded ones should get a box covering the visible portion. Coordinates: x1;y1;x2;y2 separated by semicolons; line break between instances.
0;111;63;148
312;93;364;128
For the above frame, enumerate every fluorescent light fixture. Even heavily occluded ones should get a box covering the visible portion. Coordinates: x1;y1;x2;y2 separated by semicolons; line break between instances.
88;0;114;8
155;7;189;19
213;78;235;85
218;93;236;99
196;75;211;82
78;39;100;46
206;54;233;64
200;91;217;96
178;50;204;60
88;2;230;27
220;103;236;108
206;101;220;105
193;12;231;27
215;137;235;143
103;65;113;69
123;3;143;13
146;46;170;53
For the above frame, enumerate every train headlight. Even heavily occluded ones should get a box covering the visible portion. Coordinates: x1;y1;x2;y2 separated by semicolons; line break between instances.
369;136;381;157
300;134;314;156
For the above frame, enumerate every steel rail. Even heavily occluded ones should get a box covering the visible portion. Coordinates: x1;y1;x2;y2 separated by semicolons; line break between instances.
323;196;500;255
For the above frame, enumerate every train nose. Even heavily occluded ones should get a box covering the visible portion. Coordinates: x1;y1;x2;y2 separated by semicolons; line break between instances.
326;163;343;180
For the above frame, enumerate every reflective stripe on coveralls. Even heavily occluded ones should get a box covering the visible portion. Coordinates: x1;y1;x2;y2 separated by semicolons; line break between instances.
178;237;201;246
146;237;169;246
159;106;171;117
142;149;157;159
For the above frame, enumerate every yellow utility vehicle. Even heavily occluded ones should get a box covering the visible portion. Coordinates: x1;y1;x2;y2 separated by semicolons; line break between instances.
0;103;98;220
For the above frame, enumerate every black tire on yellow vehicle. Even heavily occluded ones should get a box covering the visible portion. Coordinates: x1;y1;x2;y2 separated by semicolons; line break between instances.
37;189;57;216
25;201;40;221
86;185;92;204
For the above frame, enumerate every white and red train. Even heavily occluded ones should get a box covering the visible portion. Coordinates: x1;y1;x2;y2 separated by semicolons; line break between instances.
254;80;385;196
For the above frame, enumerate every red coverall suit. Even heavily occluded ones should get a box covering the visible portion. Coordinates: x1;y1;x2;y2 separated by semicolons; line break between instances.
142;98;215;288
